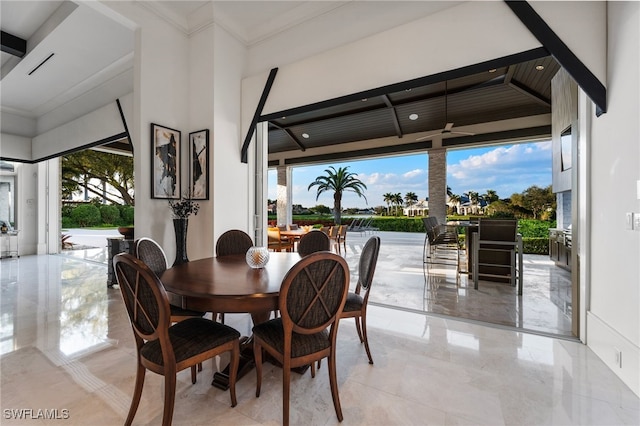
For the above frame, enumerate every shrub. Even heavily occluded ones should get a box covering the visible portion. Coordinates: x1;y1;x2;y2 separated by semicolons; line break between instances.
100;205;120;225
70;204;101;227
523;237;549;254
518;219;555;238
120;205;134;225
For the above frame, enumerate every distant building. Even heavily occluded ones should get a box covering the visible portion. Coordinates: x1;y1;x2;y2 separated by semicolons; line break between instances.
403;199;429;217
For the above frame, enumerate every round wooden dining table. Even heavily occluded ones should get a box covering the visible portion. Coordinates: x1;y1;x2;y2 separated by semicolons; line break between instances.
160;251;303;389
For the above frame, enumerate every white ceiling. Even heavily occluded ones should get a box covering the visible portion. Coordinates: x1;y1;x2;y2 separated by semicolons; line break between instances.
0;0;458;139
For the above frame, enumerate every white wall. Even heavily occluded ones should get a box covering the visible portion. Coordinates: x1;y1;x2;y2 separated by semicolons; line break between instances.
104;1;190;263
253;1;540;116
187;12;216;260
31;102;126;161
586;1;640;396
212;23;250;242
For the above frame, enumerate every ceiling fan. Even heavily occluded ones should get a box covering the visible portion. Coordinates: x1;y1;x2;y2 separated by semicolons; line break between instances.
416;81;476;141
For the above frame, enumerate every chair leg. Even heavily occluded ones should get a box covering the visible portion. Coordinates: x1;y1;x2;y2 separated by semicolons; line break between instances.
254;341;263;398
282;359;291;426
190;365;197;384
228;340;239;407
361;312;374;365
354;317;364;343
124;362;146;426
327;352;343;422
162;373;177;426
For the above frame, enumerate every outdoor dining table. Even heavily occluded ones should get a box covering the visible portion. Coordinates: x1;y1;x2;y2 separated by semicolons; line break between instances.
160;252;302;389
446;220;478;274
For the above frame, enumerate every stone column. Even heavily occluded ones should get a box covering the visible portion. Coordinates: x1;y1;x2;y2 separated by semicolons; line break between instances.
428;148;447;224
276;166;292;226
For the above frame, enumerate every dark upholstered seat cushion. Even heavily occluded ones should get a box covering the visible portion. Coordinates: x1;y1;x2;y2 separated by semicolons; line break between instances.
342;292;363;312
252;318;330;358
141;318;240;366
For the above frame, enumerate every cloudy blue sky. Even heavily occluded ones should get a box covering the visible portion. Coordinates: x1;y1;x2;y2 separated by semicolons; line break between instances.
268;140;552;209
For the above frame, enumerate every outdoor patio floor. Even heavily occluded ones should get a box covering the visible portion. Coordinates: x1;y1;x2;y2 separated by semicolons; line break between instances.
60;228;573;338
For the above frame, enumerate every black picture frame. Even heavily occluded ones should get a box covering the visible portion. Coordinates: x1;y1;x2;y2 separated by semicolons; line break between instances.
151;123;181;199
189;129;209;200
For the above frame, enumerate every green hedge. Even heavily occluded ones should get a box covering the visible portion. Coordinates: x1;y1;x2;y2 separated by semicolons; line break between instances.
523;237;549;255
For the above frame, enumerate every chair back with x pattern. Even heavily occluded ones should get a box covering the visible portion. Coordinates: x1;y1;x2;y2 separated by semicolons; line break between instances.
280;251;349;337
114;253;171;351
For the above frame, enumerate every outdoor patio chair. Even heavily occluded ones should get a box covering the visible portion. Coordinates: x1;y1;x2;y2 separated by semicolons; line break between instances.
422;217;460;277
472;218;523;295
268;227;293;252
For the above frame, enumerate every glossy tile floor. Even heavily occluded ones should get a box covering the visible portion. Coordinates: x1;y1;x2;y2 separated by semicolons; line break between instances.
2;234;639;425
59;229;573;337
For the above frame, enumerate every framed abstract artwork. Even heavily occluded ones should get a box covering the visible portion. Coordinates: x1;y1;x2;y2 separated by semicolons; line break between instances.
151;123;180;199
189;129;209;200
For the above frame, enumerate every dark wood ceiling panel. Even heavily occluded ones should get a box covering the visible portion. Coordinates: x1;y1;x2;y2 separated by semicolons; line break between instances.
267;54;560;160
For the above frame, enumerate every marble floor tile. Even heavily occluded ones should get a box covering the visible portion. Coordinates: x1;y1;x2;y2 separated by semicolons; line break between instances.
1;237;638;425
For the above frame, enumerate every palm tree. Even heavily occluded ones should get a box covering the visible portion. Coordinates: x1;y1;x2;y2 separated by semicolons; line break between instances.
449;193;461;214
483;189;499;205
465;191;480;214
447;185;454;198
404;192;418;207
308;166;367;225
383;192;394;216
391;192;403;216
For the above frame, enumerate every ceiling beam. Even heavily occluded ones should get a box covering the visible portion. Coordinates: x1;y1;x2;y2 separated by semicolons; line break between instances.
505;0;606;115
508;80;551;107
1;31;26;58
270;122;306;151
381;95;403;138
241;67;278;163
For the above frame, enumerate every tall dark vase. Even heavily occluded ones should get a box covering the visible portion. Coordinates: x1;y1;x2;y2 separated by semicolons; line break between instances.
173;218;189;266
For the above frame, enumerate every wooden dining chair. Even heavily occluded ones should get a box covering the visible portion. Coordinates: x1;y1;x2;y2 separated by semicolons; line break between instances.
296;230;330;257
215;229;254;323
113;253;241;426
340;236;381;364
252;251;350;426
134;237;206;322
216;229;253;257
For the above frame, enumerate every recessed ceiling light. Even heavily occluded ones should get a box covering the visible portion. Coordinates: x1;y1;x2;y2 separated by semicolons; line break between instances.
409;113;419;121
405;88;412;92
281;116;286;119
302;133;310;139
488;68;497;73
536;65;545;71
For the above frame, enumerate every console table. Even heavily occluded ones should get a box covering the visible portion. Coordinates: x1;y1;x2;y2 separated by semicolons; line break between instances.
107;237;135;286
0;231;19;259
